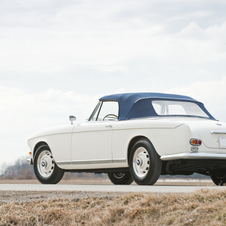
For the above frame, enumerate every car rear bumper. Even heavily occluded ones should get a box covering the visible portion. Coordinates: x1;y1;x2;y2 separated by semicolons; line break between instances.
161;153;226;161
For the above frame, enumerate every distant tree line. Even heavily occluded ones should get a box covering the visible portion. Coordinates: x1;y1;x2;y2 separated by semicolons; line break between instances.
0;157;35;180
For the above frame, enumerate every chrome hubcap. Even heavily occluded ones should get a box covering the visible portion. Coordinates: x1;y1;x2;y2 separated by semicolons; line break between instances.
137;159;141;165
113;173;125;179
37;150;55;178
133;147;150;179
42;161;47;167
216;175;226;180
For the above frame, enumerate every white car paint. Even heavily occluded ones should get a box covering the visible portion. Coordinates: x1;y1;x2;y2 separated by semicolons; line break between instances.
27;92;226;186
28;116;226;170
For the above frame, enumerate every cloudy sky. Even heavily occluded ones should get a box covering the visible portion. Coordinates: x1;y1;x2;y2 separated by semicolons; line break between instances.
1;0;226;172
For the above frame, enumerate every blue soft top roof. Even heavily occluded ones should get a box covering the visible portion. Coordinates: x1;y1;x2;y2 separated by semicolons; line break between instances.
99;92;214;120
100;93;195;102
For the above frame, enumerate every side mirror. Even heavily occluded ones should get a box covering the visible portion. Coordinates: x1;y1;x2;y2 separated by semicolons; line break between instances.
69;115;76;125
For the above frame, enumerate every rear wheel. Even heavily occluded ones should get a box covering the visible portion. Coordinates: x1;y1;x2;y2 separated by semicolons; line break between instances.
211;174;226;186
129;139;162;185
34;145;64;184
107;172;133;185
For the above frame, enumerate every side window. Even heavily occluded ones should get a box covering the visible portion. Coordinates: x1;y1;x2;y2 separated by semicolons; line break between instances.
98;101;118;121
153;102;186;115
168;104;186;115
152;100;207;117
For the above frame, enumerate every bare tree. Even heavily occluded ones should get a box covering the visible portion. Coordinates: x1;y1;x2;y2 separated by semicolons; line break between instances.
1;156;36;180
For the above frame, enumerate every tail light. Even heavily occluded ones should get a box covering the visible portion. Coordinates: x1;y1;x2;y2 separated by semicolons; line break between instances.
190;138;202;146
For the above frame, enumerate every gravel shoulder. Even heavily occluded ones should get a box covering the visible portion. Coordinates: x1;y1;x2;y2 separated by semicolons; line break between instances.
0;178;214;186
0;179;126;203
0;190;125;203
0;178;214;203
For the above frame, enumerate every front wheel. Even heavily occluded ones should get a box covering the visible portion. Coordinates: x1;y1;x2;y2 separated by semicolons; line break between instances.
129;139;162;185
33;145;64;184
107;172;133;185
211;174;226;186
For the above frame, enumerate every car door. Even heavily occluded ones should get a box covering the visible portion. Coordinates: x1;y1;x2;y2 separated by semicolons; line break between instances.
70;101;118;169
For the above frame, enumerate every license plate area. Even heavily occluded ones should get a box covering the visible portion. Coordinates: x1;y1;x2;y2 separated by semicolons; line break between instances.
219;137;226;148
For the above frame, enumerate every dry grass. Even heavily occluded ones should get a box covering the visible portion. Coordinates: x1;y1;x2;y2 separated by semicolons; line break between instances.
1;189;226;225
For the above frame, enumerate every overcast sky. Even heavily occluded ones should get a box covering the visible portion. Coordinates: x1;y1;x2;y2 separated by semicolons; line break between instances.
1;0;226;172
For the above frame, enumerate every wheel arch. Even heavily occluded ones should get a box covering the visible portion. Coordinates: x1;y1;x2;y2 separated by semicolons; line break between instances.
33;141;50;157
127;136;159;163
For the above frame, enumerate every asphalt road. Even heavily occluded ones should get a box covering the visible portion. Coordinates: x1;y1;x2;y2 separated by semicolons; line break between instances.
0;184;224;193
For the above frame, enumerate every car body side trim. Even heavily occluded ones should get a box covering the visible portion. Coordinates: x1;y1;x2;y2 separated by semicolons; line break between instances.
56;158;126;165
211;131;226;134
161;153;226;161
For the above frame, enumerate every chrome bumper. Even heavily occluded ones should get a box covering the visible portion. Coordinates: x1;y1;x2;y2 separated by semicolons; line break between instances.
27;158;33;165
161;153;226;161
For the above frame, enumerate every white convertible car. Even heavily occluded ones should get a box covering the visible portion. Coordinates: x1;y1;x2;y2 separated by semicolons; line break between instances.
27;93;226;186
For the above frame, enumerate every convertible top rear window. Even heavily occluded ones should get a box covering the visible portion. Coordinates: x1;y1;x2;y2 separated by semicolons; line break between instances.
152;100;209;118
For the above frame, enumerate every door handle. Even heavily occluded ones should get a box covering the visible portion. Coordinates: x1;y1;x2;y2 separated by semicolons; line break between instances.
105;125;112;128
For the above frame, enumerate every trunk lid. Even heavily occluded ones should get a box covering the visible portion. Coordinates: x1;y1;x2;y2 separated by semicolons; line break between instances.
186;120;226;149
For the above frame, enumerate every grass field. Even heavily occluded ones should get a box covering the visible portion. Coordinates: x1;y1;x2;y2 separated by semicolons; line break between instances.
1;189;226;225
